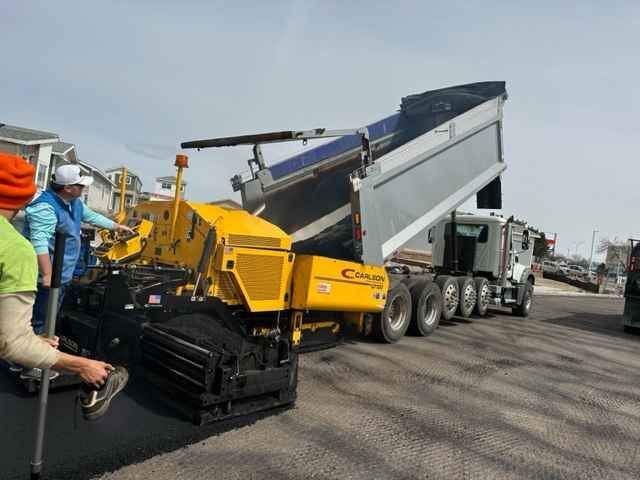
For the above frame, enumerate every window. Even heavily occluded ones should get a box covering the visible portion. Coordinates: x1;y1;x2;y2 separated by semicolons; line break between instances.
180;185;184;192
161;182;172;190
446;223;489;243
126;175;132;185
114;174;121;185
125;197;132;207
36;163;48;187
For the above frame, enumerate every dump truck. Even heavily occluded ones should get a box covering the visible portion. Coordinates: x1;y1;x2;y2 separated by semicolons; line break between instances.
56;81;519;423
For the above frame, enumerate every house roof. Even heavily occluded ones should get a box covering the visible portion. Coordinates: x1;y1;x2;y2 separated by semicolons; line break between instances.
105;166;141;179
0;123;59;145
156;175;187;185
51;141;75;156
78;159;115;186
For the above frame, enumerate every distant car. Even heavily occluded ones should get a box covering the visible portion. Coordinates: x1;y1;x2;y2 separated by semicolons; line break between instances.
557;264;570;276
567;265;587;279
542;260;560;274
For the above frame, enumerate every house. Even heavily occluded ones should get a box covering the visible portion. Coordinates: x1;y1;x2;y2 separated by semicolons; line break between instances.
140;175;187;201
77;160;115;215
105;167;143;212
50;142;115;215
154;175;187;199
50;141;78;172
209;199;242;210
0;123;59;192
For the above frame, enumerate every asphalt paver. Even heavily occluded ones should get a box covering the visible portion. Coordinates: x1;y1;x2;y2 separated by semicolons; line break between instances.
2;296;638;480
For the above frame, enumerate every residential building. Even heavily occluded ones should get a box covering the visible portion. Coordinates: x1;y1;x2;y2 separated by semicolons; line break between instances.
0;123;59;192
105;167;143;212
140;175;187;201
209;199;242;210
77;160;115;215
50;141;78;172
155;175;187;199
50;142;115;215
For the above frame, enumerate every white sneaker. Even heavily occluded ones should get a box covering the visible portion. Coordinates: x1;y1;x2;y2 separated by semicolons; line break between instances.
20;368;60;381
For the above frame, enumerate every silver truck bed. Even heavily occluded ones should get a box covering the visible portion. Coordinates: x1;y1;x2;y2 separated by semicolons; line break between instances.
235;82;508;265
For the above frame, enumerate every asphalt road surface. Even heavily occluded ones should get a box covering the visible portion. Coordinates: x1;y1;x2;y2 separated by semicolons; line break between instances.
2;295;638;480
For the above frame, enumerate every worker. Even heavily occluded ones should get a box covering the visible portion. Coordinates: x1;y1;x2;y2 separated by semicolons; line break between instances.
0;153;128;420
23;164;134;338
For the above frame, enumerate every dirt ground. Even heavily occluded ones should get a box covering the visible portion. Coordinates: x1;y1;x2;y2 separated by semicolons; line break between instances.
93;295;640;480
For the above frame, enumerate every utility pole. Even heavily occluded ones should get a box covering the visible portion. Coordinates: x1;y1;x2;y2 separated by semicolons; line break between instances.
588;229;598;273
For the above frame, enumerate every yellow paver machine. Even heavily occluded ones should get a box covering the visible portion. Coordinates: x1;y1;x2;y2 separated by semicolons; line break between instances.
60;154;387;423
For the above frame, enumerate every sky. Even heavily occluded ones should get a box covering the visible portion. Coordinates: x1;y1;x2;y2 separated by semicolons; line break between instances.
2;0;639;261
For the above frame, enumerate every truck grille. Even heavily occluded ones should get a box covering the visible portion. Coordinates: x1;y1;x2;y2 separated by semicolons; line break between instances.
213;272;240;304
228;234;281;249
236;254;283;301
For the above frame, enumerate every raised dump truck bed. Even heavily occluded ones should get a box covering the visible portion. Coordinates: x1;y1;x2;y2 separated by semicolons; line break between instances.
229;82;507;264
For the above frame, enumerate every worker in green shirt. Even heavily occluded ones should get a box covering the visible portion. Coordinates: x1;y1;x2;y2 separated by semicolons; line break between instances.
0;152;127;420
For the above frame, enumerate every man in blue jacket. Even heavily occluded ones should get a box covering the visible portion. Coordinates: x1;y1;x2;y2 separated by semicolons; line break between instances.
24;164;134;337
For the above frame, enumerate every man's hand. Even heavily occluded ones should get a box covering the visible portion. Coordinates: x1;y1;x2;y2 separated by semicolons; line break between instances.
113;223;135;235
42;273;52;288
40;335;59;349
78;359;114;387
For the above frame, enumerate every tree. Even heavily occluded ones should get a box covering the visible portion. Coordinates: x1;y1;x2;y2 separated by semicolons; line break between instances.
533;231;550;259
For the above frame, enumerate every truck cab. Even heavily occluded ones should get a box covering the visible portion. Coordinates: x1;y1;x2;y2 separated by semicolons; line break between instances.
429;214;536;318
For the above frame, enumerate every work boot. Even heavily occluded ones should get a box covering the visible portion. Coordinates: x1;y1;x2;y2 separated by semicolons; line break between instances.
80;366;129;421
20;368;60;381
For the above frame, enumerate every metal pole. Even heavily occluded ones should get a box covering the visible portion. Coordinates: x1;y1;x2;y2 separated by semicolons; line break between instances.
118;167;128;222
170;155;189;243
588;230;598;274
31;230;66;480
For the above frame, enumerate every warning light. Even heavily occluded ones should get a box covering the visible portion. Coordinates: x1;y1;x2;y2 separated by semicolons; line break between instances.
354;213;360;225
354;226;362;241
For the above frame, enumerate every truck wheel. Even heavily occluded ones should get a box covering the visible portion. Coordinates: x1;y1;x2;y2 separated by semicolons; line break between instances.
474;277;490;316
513;282;533;317
456;277;476;318
435;276;459;320
409;281;442;336
373;283;412;343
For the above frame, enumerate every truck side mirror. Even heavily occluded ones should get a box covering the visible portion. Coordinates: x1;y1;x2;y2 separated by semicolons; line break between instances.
521;230;530;250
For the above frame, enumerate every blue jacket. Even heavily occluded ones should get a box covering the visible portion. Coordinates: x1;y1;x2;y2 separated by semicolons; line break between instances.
24;189;83;285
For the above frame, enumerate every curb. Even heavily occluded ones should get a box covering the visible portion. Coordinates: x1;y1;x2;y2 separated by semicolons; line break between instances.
535;289;622;299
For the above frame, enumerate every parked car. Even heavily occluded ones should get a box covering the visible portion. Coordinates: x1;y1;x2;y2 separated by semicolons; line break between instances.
542;260;560;274
567;265;587;279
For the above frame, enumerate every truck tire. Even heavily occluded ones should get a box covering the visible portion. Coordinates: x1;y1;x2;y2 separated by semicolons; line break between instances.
474;277;490;317
373;283;412;343
513;281;533;317
408;281;442;336
435;276;459;321
456;276;476;318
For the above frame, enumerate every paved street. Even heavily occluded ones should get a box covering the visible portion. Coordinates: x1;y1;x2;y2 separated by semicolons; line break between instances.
2;295;639;480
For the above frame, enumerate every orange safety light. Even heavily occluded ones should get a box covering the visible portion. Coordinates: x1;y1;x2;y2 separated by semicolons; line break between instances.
175;154;189;168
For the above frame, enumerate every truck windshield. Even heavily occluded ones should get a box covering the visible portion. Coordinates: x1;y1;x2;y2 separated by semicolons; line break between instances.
447;223;488;243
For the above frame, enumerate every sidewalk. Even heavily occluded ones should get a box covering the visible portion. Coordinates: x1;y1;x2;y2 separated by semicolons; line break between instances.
535;274;621;298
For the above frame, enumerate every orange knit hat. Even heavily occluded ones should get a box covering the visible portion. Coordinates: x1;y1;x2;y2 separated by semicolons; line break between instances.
0;152;37;209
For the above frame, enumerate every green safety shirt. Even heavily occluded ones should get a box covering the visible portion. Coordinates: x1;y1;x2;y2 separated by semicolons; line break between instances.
0;216;38;294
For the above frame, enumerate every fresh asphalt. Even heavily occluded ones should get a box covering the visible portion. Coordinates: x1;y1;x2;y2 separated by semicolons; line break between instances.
0;366;277;480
